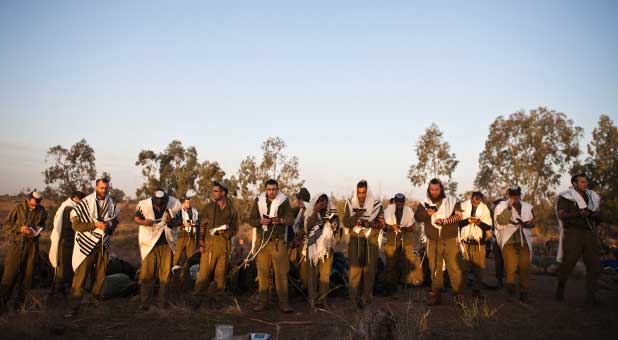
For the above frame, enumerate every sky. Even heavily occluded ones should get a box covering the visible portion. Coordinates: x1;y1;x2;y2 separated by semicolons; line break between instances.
0;1;617;199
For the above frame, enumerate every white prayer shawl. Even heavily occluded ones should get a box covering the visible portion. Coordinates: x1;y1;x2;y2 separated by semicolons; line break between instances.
555;187;601;262
250;191;289;254
494;200;534;259
345;186;382;239
303;193;339;265
181;207;199;233
458;200;492;242
49;198;76;269
137;196;182;260
421;195;459;237
70;192;120;271
383;203;415;249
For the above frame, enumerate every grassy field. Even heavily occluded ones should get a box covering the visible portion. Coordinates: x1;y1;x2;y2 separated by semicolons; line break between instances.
0;197;617;339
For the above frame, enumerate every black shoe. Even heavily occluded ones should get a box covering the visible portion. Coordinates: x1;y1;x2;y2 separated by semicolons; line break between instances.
519;292;528;304
555;283;565;302
505;285;515;302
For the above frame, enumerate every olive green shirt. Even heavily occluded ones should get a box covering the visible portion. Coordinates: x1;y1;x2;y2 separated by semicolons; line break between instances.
414;198;462;241
3;201;47;237
200;199;239;254
557;195;598;231
249;196;295;243
342;203;384;242
496;204;534;246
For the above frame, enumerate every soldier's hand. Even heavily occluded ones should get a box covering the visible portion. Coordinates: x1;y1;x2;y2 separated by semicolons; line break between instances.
427;208;436;216
94;221;107;229
271;217;281;225
183;221;192;228
142;219;155;226
19;226;32;236
260;218;271;225
435;218;445;225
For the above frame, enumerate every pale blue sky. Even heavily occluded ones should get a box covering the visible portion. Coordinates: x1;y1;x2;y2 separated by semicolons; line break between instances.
1;1;617;199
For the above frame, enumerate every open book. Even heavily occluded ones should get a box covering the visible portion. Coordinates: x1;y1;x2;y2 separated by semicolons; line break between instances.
29;226;44;237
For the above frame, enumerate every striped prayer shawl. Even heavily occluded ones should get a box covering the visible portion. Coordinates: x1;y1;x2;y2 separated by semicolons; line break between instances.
304;193;339;265
71;192;119;270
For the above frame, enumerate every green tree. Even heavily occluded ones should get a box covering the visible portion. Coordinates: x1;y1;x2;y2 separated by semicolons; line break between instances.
571;114;618;223
100;171;127;201
235;137;304;220
475;107;582;204
135;140;200;198
43;138;97;198
196;160;227;199
407;123;459;193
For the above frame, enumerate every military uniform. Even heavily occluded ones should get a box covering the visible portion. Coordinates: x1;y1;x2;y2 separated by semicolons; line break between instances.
342;199;383;307
194;199;238;302
305;203;339;307
173;207;200;285
414;197;463;304
556;189;601;302
69;194;119;313
0;201;47;304
494;200;535;301
249;194;295;311
53;205;77;294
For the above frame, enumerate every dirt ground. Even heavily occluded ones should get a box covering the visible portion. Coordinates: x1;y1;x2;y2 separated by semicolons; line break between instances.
1;198;617;339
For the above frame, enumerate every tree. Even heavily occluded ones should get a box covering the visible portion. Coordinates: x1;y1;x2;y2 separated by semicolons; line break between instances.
43;138;97;198
235;137;304;220
475;107;582;204
135;140;200;198
238;137;304;196
571;114;618;222
196;160;226;199
407;123;459;193
100;172;127;202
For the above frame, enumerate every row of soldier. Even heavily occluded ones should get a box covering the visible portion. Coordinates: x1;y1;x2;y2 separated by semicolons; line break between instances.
0;174;601;315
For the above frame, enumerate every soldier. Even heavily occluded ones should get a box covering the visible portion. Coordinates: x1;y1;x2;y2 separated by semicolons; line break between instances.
194;182;239;308
494;186;535;303
249;179;295;312
0;191;47;308
383;193;415;296
414;178;464;306
304;193;340;309
458;191;492;297
49;191;85;296
173;196;200;283
289;188;311;290
68;178;119;316
555;174;601;304
342;180;384;308
134;190;182;310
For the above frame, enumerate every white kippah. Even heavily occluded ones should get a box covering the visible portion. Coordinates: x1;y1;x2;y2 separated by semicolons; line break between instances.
154;190;165;198
32;191;42;199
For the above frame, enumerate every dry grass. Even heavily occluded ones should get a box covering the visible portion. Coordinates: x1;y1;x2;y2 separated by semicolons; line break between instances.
455;297;502;330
